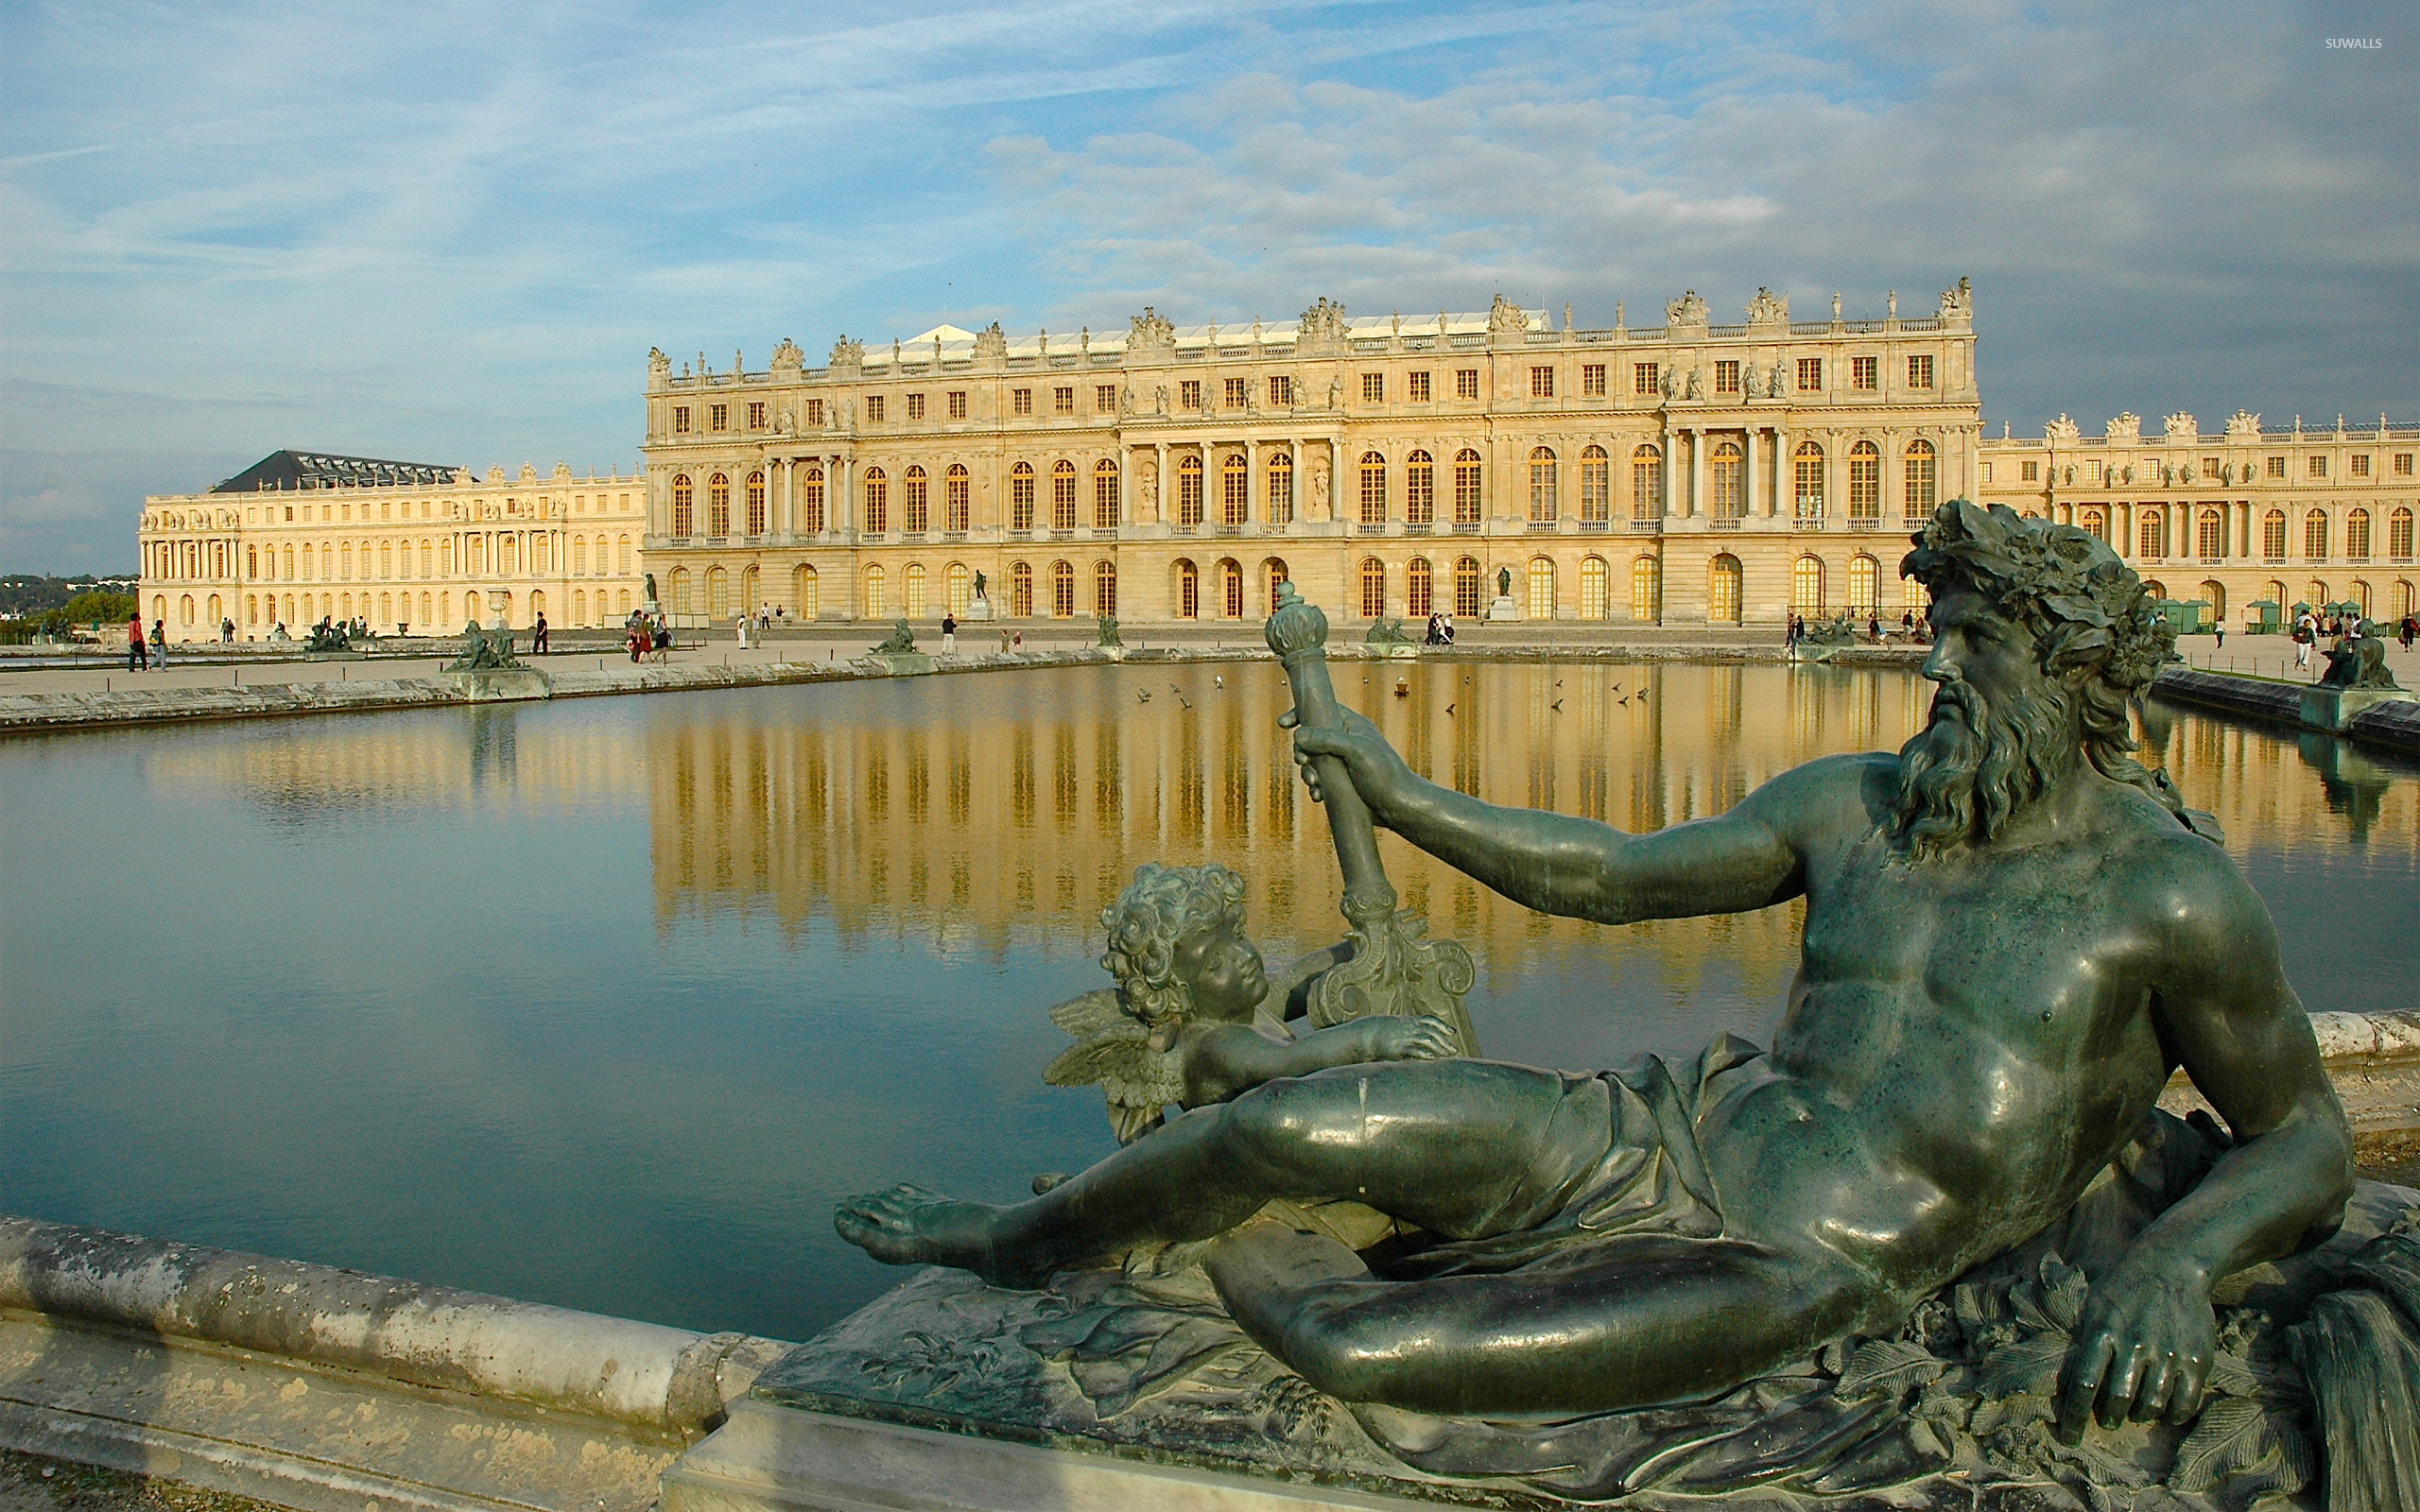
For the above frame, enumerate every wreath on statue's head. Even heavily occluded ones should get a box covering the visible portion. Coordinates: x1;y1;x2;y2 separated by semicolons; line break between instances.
1903;500;2173;693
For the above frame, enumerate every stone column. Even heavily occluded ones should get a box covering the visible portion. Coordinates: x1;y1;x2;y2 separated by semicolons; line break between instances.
1688;428;1705;518
1243;438;1257;527
1743;427;1760;519
1329;437;1344;525
1660;423;1676;517
1772;425;1791;518
1153;441;1168;525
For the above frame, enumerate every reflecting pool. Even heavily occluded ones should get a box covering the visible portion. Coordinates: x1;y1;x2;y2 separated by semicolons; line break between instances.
1;662;2412;1343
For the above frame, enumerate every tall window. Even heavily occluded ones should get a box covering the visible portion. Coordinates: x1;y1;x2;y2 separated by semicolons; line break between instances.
1221;454;1248;527
1580;446;1609;524
1530;366;1555;398
1267;453;1294;524
2081;507;2108;542
1408;558;1433;615
1529;447;1558;523
1632;444;1664;520
1792;556;1824;612
905;563;926;617
1094;559;1116;616
1094;459;1119;528
1796;357;1823;390
1359;557;1387;617
671;474;694;537
1011;560;1034;617
1527;557;1555;620
1907;354;1934;389
947;562;970;613
1848;442;1880;520
1849;554;1879;610
2262;509;2287;559
708;473;732;537
1709;441;1743;520
861;467;888;533
2305;509;2329;559
803;467;825;532
1580;556;1609;618
1454;556;1482;617
1050;559;1076;616
2391;507;2414;559
904;466;929;533
1631;557;1661;623
945;465;970;532
1793;442;1825;517
2198;509;2224;558
745;472;767;535
1634;362;1660;396
1360;453;1388;527
1456;369;1479;400
1011;462;1035;531
1406;451;1435;525
2139;511;2166;560
1363;372;1385;403
1221;559;1244;618
1265;558;1289;615
1052;459;1078;530
2348;508;2372;558
1454;450;1482;527
1174;559;1199;618
1708;555;1742;623
863;564;886;617
1903;439;1937;515
1581;364;1606;397
1178;455;1203;527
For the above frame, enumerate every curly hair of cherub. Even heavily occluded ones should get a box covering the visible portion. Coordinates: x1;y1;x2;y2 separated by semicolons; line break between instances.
1099;863;1248;1025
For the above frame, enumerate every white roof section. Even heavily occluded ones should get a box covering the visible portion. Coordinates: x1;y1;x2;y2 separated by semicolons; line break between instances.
857;309;1530;372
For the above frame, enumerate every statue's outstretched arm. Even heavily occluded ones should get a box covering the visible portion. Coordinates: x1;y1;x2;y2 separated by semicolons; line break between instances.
1293;713;1868;924
2055;848;2354;1441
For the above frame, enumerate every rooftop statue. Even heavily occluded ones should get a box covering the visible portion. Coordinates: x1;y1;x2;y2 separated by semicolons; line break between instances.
833;503;2401;1506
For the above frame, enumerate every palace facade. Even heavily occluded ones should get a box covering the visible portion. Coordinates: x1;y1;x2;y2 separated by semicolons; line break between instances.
138;452;648;642
636;285;1983;628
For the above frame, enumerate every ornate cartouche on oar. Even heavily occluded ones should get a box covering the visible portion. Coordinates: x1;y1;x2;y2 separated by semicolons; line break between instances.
1264;581;1478;1055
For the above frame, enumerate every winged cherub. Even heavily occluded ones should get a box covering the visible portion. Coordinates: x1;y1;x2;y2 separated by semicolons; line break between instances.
1047;863;1460;1143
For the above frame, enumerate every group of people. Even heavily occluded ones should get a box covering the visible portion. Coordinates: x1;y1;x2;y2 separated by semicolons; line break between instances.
625;608;672;662
1422;610;1457;645
1783;610;1932;647
125;614;167;670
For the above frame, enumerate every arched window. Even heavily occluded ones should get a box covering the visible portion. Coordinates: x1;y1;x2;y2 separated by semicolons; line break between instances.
1267;453;1294;524
1529;446;1559;523
1631;557;1662;623
1094;559;1117;616
1454;556;1482;617
1220;558;1244;618
862;467;889;533
2199;580;2227;624
860;564;884;617
803;466;826;532
672;474;694;537
745;472;767;535
1408;557;1433;615
946;465;970;533
946;562;970;613
180;593;196;626
2197;508;2224;559
1050;559;1076;616
1174;559;1199;618
1359;557;1387;618
1094;459;1119;528
740;565;758;614
1632;444;1665;521
2394;580;2415;620
616;534;631;575
905;562;927;617
1178;455;1203;527
2349;579;2372;617
1011;560;1035;617
2305;509;2329;559
1052;459;1078;531
1580;555;1609;618
1527;557;1556;620
1580;446;1609;524
708;473;732;537
1793;442;1825;518
1709;441;1743;520
1221;454;1248;527
2081;506;2108;543
668;567;692;616
1847;442;1880;520
2138;509;2166;560
2348;508;2372;558
707;565;731;619
2303;580;2328;612
1011;461;1035;531
1708;554;1742;624
2392;508;2414;560
795;564;820;619
1848;554;1880;611
1407;451;1435;525
1264;558;1290;615
2262;509;2287;559
1903;439;1937;515
1454;450;1483;527
903;466;928;534
1792;555;1824;612
1360;452;1388;528
574;535;588;575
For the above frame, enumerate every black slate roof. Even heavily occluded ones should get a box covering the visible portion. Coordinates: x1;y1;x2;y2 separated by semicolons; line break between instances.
210;451;458;493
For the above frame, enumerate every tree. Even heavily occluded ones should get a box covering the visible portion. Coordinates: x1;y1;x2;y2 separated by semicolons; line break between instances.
64;591;136;627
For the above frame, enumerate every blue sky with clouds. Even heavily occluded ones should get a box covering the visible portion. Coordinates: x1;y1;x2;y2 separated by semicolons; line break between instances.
2;0;2411;571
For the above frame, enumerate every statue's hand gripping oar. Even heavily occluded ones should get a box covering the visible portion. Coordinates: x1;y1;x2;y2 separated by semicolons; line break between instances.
1265;582;1478;1056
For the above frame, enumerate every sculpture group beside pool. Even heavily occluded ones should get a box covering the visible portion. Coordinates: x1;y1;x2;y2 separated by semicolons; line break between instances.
816;503;2418;1508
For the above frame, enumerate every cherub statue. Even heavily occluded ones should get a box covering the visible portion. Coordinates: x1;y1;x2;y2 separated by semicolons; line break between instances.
1046;864;1459;1143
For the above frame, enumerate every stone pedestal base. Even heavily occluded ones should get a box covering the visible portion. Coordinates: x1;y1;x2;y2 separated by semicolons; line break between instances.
1485;595;1519;622
2300;684;2415;732
1385;644;1420;661
962;597;995;622
864;652;936;676
441;669;553;702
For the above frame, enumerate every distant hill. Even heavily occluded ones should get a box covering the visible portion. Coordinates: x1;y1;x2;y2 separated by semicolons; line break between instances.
0;575;141;618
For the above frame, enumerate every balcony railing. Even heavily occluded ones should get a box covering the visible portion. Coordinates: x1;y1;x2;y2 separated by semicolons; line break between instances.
1578;519;1611;532
1629;518;1663;532
1708;517;1743;531
1795;515;1827;531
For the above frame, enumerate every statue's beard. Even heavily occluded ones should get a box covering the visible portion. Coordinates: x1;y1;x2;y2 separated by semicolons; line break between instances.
1891;681;2074;861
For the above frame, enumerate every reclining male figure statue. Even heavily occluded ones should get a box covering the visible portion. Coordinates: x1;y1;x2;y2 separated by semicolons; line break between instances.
838;501;2352;1443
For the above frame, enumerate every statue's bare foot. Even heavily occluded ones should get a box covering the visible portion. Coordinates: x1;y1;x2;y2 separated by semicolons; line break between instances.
834;1185;1028;1284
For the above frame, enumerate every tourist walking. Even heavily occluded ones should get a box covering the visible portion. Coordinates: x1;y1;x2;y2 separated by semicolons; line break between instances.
2401;613;2416;652
2292;610;2315;670
531;612;549;655
941;611;958;654
150;617;167;669
127;614;147;671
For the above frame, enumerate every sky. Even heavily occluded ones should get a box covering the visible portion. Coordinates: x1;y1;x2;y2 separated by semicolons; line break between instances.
1;0;2411;573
